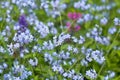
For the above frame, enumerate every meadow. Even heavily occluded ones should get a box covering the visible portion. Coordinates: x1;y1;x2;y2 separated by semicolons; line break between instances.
0;0;120;80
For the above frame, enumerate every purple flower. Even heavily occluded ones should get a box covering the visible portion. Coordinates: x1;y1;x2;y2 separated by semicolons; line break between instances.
67;12;82;20
66;22;71;28
19;14;28;27
75;25;81;31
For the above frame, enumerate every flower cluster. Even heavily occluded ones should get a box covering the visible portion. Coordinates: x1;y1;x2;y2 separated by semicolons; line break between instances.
86;69;97;79
66;12;82;32
81;47;105;66
4;61;32;80
86;25;110;45
0;0;119;80
34;21;49;38
40;0;67;18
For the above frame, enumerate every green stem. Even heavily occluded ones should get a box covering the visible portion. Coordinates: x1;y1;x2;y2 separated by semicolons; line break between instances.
67;54;84;71
64;20;76;33
59;13;63;31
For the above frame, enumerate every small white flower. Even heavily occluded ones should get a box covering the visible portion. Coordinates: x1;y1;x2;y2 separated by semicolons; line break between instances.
114;18;120;25
63;72;68;77
67;45;72;51
108;27;117;34
86;69;97;79
100;17;108;25
52;65;58;72
29;57;38;66
73;48;78;54
14;43;20;49
3;63;8;69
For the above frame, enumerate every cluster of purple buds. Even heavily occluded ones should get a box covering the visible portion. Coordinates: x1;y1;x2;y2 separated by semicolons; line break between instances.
18;14;28;32
11;14;34;57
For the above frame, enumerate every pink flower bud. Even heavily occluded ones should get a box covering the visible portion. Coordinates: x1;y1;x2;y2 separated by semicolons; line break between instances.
67;12;82;20
66;22;71;27
75;25;81;31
